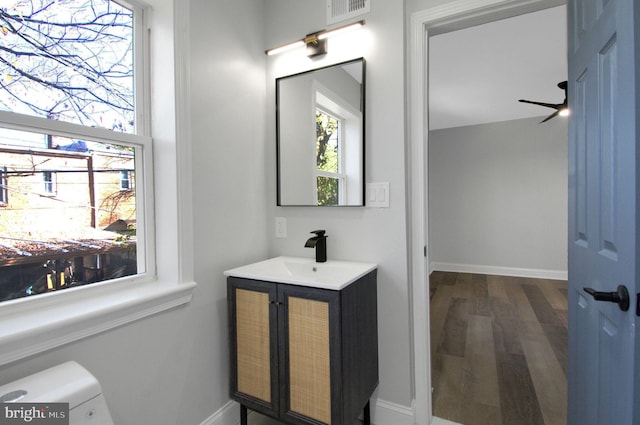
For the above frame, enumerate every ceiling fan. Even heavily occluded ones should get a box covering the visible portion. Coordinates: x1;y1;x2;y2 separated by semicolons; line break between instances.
518;80;568;123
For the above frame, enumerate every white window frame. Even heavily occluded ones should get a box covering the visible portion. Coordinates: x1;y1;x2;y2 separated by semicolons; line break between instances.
0;0;196;366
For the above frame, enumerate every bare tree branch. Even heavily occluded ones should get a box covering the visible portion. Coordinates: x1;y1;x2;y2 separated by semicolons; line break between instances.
0;0;135;131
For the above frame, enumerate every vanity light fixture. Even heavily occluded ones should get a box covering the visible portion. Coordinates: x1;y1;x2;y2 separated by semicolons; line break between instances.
265;20;365;57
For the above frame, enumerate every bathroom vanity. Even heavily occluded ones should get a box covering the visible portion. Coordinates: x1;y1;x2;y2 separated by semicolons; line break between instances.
225;257;378;425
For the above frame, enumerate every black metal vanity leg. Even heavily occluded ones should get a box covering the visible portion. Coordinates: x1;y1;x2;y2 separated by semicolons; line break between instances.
240;405;248;425
363;400;371;425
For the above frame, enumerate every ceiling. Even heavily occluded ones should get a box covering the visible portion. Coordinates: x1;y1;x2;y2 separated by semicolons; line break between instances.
428;5;567;130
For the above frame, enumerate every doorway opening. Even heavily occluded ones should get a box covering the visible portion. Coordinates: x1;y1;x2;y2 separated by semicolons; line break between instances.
428;8;568;423
407;1;569;424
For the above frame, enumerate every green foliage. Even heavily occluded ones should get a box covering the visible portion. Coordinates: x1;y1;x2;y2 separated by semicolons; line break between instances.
316;110;340;205
115;223;136;243
316;111;339;172
317;176;338;206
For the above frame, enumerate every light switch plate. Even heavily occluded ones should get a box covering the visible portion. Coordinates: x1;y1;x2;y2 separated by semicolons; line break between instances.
275;217;287;238
367;182;390;207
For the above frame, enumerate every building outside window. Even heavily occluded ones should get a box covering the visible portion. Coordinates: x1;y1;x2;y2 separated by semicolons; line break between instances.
0;0;152;302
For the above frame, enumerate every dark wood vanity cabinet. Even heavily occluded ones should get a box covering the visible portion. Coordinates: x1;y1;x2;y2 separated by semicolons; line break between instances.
227;270;378;425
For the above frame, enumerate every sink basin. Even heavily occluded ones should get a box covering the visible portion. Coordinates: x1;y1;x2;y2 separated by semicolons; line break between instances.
224;256;377;290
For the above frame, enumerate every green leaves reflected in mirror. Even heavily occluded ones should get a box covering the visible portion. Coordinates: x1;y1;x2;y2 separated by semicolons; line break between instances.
277;58;365;206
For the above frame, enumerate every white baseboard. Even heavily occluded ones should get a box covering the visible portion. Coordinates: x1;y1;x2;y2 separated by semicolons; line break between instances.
372;398;414;425
200;398;414;425
431;416;463;425
430;262;567;281
199;400;239;425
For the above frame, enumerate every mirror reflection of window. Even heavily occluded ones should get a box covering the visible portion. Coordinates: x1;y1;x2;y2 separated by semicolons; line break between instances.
313;82;362;206
316;109;344;206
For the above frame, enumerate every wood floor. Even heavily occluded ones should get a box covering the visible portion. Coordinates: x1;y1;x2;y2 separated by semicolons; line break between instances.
430;271;568;425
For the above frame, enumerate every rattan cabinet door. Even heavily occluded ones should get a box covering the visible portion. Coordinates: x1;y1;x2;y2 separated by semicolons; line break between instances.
279;285;341;425
228;278;279;417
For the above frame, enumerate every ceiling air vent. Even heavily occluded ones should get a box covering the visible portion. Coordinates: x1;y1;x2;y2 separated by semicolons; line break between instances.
327;0;370;25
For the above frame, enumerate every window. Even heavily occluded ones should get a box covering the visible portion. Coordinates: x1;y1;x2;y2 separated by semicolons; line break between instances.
0;0;152;303
0;167;7;205
120;170;132;191
0;0;194;367
42;171;56;195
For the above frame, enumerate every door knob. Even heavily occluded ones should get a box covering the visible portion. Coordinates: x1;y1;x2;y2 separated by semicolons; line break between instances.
583;285;630;311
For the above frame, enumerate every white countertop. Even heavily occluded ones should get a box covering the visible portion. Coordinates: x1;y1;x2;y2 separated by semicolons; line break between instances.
224;256;377;290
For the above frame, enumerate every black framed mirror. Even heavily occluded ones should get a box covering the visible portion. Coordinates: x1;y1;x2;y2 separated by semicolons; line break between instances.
276;58;365;206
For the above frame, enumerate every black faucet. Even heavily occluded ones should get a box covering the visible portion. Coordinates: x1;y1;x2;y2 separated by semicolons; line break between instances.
304;230;327;263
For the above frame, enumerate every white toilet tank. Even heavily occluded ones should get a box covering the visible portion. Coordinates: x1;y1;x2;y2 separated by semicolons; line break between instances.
0;361;115;425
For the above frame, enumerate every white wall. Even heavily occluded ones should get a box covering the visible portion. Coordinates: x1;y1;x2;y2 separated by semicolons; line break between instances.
429;116;568;278
187;0;269;422
0;1;268;425
265;0;413;415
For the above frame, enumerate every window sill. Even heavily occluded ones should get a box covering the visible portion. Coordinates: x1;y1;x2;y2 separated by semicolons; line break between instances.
0;277;196;366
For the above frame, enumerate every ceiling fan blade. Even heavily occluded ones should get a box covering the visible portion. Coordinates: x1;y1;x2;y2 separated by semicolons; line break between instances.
518;99;562;110
518;81;569;124
539;110;560;123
